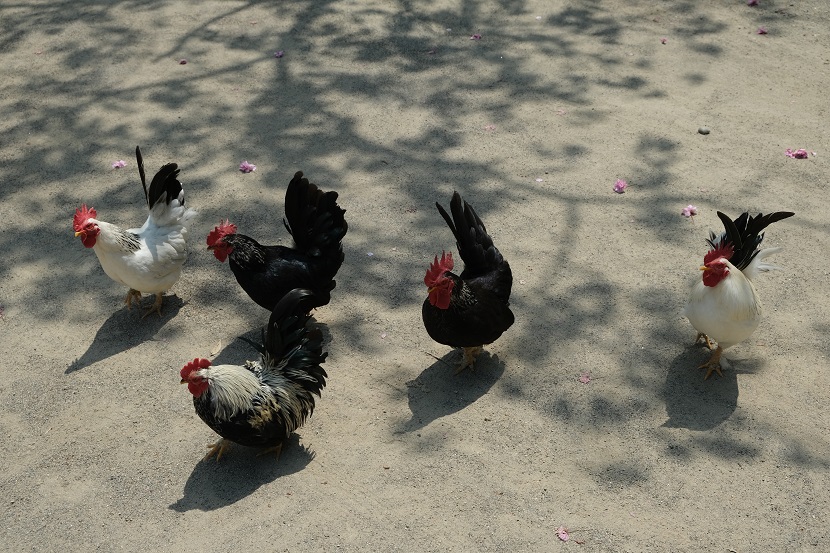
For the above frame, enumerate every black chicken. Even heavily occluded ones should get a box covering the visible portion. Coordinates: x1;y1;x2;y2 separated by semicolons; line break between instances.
207;171;347;311
180;288;328;461
422;191;514;371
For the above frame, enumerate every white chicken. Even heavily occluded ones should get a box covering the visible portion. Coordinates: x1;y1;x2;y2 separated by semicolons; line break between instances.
73;146;197;317
684;210;794;379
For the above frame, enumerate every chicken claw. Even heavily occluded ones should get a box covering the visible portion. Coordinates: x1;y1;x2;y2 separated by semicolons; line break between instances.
204;438;231;461
694;332;714;350
456;346;483;373
124;289;142;310
141;293;164;319
697;345;724;380
257;443;284;461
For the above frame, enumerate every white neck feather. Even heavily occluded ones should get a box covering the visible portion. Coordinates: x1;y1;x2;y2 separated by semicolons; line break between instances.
199;365;261;419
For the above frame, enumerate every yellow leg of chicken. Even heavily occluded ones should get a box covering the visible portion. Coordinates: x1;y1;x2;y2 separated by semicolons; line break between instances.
456;346;483;373
257;443;284;461
694;332;714;350
124;289;142;310
698;345;724;380
204;439;231;461
141;293;164;319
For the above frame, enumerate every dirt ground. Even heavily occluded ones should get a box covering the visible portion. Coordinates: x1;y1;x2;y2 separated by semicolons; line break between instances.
1;1;828;551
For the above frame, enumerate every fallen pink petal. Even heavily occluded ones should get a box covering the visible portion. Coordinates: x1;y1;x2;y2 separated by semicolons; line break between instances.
757;27;768;35
747;0;758;5
556;527;570;542
660;37;668;44
484;124;496;131
785;148;809;159
614;178;628;194
112;160;127;169
178;58;187;64
239;160;257;173
681;204;698;218
274;51;284;58
578;371;592;384
470;34;482;40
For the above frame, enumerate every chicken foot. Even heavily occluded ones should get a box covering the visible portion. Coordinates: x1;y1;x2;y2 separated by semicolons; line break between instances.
141;293;164;319
257;443;284;461
698;345;724;380
124;289;142;310
457;346;483;373
204;438;231;461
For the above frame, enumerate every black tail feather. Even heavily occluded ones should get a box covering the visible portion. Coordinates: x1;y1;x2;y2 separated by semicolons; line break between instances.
146;162;182;210
709;210;795;270
136;146;148;205
263;288;328;395
283;171;347;256
437;191;504;278
135;146;182;210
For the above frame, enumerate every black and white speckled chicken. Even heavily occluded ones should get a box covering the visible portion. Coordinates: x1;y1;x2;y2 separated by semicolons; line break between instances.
180;288;327;460
421;191;514;372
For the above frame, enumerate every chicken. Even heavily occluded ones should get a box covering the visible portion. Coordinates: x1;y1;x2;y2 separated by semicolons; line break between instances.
180;288;327;461
683;210;794;379
73;146;197;317
422;191;514;372
207;171;347;312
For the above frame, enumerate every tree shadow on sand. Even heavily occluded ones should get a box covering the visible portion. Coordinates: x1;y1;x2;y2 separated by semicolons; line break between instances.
65;296;184;373
398;350;505;433
661;347;765;430
168;434;314;512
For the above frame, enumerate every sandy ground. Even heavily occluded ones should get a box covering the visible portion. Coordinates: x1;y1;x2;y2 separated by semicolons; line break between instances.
1;1;829;551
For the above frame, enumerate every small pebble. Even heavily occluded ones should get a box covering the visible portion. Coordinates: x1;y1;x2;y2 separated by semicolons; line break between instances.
698;127;710;135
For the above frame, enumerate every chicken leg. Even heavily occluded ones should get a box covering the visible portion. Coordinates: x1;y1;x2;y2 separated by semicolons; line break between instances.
698;345;724;380
694;332;714;350
457;346;483;373
124;289;142;310
204;438;231;461
141;293;164;319
257;443;284;461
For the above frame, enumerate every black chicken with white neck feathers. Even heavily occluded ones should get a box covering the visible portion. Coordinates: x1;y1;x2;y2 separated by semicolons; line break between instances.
180;288;327;460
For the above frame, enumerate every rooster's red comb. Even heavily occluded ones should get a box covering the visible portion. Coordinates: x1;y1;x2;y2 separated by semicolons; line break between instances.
424;251;454;287
704;243;734;265
73;204;97;232
206;219;237;247
180;357;212;380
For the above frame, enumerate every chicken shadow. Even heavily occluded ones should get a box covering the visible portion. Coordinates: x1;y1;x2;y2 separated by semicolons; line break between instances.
398;350;505;433
65;296;184;373
661;346;764;430
168;434;314;512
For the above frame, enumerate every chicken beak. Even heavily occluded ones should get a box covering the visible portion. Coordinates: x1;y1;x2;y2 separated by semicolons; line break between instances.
74;231;83;237
180;379;187;384
700;265;710;271
427;286;436;293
